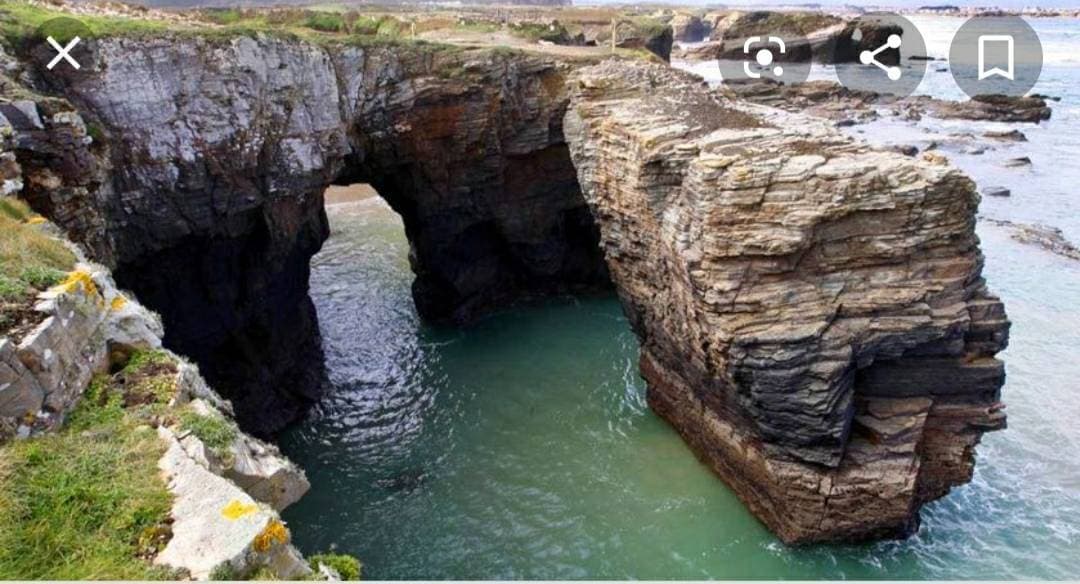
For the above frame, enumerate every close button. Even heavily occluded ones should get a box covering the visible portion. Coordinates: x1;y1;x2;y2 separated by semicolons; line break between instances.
33;17;92;74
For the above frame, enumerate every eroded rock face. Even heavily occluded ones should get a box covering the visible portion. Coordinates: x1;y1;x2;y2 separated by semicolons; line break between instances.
333;45;610;322
564;62;1008;543
11;36;608;431
9;24;1011;544
12;36;342;434
669;13;711;43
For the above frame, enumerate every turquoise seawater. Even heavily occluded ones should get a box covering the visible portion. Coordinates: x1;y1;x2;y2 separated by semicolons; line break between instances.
281;17;1080;579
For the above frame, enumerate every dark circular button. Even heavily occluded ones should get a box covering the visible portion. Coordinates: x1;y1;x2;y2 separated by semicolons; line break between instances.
834;13;927;98
716;31;812;86
949;16;1042;98
32;17;93;73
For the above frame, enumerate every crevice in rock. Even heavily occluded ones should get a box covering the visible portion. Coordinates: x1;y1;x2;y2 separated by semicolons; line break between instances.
111;210;330;437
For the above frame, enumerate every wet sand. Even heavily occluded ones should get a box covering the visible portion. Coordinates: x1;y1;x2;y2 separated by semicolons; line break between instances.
324;184;379;206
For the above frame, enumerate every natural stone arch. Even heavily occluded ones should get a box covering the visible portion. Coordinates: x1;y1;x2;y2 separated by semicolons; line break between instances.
13;34;1008;544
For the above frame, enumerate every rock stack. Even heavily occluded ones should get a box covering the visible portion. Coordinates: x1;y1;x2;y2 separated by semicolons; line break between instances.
565;62;1009;543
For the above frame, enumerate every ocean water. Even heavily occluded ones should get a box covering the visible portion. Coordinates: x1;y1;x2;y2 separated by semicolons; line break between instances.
280;17;1080;579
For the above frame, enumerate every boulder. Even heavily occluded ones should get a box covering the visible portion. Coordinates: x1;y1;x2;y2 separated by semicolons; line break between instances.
982;186;1011;197
156;429;311;580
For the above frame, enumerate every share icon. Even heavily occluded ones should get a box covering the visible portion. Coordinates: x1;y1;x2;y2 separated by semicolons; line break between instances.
859;34;903;81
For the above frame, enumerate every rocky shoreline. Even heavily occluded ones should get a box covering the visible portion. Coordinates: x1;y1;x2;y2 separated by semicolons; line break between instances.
0;0;1016;566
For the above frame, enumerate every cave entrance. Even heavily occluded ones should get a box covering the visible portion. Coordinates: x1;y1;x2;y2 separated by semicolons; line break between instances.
280;180;667;578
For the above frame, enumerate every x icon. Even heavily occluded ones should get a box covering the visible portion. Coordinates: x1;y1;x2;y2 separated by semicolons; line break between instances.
46;35;81;70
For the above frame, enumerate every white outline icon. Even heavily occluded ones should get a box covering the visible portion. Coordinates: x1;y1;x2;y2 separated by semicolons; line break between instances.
743;36;786;78
46;35;81;70
859;34;903;81
978;34;1014;80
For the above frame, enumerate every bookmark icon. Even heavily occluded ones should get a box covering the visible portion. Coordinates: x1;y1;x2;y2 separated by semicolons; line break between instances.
978;34;1015;80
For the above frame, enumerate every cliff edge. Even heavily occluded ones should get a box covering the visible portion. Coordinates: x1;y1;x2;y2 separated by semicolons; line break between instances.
564;62;1009;543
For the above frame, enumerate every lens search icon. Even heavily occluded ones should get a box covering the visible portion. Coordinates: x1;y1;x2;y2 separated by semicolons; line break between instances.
743;36;786;79
978;35;1014;80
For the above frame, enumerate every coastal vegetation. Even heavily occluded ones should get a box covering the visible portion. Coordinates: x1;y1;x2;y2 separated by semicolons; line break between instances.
0;198;74;335
0;351;179;579
178;406;237;461
0;0;668;63
0;0;419;46
309;553;362;580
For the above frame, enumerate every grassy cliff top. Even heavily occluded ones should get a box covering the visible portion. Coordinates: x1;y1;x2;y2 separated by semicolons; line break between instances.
0;0;460;50
0;0;662;63
0;350;180;579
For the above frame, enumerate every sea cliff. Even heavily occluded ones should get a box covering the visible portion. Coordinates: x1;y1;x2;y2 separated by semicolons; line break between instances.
1;0;1009;555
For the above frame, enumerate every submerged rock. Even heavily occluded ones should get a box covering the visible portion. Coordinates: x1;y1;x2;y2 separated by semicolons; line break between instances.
723;79;1054;126
928;94;1052;123
984;129;1028;142
982;186;1011;198
985;219;1080;261
565;62;1008;544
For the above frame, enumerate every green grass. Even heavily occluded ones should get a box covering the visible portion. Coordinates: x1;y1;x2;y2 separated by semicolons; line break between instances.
455;20;500;34
179;408;237;455
121;349;174;376
202;8;245;26
309;553;362;580
0;199;75;306
0;363;177;579
303;11;344;33
0;0;430;54
0;0;171;46
0;197;32;222
509;21;569;43
0;350;184;578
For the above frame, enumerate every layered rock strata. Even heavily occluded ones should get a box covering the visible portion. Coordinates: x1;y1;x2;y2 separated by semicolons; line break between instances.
676;11;899;65
716;78;1053;125
7;35;609;431
336;44;610;322
4;11;1013;544
564;62;1009;543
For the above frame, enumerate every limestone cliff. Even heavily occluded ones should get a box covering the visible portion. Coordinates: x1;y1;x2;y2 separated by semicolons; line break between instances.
3;11;1010;546
564;62;1008;543
5;35;608;433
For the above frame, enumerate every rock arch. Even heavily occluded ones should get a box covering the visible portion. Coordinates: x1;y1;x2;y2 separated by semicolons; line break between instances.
9;34;1007;543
